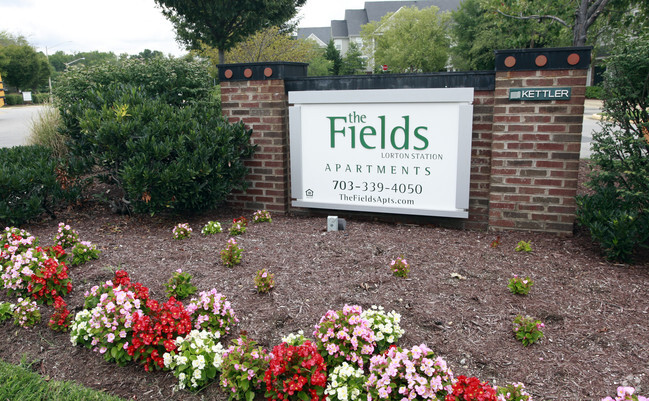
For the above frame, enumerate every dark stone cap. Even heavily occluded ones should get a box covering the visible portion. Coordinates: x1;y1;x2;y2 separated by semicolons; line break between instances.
495;47;592;71
218;62;309;82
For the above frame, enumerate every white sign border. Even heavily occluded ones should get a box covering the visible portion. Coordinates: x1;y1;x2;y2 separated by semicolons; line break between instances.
289;88;474;218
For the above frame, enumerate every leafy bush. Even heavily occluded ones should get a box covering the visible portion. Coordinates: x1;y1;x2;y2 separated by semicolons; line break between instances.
32;93;50;104
577;33;649;263
5;93;23;105
54;57;213;110
585;85;603;99
0;145;79;226
55;65;252;214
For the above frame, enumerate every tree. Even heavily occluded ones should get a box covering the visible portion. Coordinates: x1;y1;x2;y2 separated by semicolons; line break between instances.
340;42;365;75
306;47;332;76
133;49;165;60
492;0;609;46
0;44;50;91
361;6;451;73
490;0;648;46
49;50;119;73
200;26;317;64
0;31;29;47
451;0;574;70
324;39;342;76
153;0;306;64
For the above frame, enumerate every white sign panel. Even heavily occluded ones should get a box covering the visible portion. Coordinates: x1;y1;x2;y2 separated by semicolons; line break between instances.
289;88;474;218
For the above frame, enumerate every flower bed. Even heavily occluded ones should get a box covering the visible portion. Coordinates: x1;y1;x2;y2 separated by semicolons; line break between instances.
1;206;648;401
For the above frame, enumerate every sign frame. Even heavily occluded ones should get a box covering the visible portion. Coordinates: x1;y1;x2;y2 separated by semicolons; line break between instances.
288;88;474;218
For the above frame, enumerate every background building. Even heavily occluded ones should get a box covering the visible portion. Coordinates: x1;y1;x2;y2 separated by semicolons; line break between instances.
297;0;461;56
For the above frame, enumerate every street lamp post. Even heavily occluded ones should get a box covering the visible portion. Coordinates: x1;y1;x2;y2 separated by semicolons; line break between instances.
64;58;85;70
44;41;72;103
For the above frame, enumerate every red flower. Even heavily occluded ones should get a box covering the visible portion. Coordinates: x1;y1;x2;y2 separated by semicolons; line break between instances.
447;375;498;401
265;341;327;400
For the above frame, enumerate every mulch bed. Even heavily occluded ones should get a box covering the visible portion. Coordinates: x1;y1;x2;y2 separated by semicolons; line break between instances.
0;161;647;400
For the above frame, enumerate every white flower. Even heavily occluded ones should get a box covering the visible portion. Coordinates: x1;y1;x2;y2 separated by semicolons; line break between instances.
337;387;348;401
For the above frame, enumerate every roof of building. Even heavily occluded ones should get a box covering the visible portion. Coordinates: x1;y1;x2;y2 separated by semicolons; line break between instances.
297;27;332;44
297;0;461;44
331;19;349;38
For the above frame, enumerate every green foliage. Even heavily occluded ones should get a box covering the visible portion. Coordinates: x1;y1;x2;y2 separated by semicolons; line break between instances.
512;315;544;346
340;42;365;75
132;49;165;60
450;0;572;70
55;58;252;215
49;50;119;72
514;241;532;253
0;145;79;226
209;26;317;64
221;238;243;268
507;275;534;295
577;189;649;262
165;270;197;299
361;6;451;73
0;358;128;401
31;93;50;104
4;93;23;105
0;44;50;91
219;336;269;401
154;0;306;62
201;221;223;234
54;57;212;111
585;85;604;99
577;33;649;263
324;40;342;75
71;86;252;214
307;48;333;76
27;106;67;159
0;302;12;322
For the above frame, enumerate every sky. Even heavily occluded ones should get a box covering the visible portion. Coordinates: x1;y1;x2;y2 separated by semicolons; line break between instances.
0;0;377;57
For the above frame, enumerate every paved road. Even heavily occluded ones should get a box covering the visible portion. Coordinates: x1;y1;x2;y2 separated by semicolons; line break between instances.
0;105;48;148
581;99;603;159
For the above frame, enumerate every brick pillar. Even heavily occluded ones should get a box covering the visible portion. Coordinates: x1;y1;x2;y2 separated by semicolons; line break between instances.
219;62;307;213
489;47;591;235
468;90;495;230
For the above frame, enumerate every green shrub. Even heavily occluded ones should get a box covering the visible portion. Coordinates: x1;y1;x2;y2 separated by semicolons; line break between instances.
54;57;214;110
585;85;603;99
27;106;67;159
5;94;23;105
32;93;50;104
577;188;649;262
0;145;80;226
577;33;649;263
53;57;249;215
72;84;253;214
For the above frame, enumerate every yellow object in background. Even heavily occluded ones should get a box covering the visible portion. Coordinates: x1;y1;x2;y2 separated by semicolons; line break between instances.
0;72;4;107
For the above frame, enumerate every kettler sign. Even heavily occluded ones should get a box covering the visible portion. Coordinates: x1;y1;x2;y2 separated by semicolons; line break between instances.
289;88;474;218
509;87;571;101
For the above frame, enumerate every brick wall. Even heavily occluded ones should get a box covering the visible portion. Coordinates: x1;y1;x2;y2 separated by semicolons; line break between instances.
219;48;590;235
221;79;290;212
488;49;589;234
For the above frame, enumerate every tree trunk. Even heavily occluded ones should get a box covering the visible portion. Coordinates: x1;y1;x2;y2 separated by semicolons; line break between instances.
573;0;612;46
573;0;589;46
219;49;225;64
